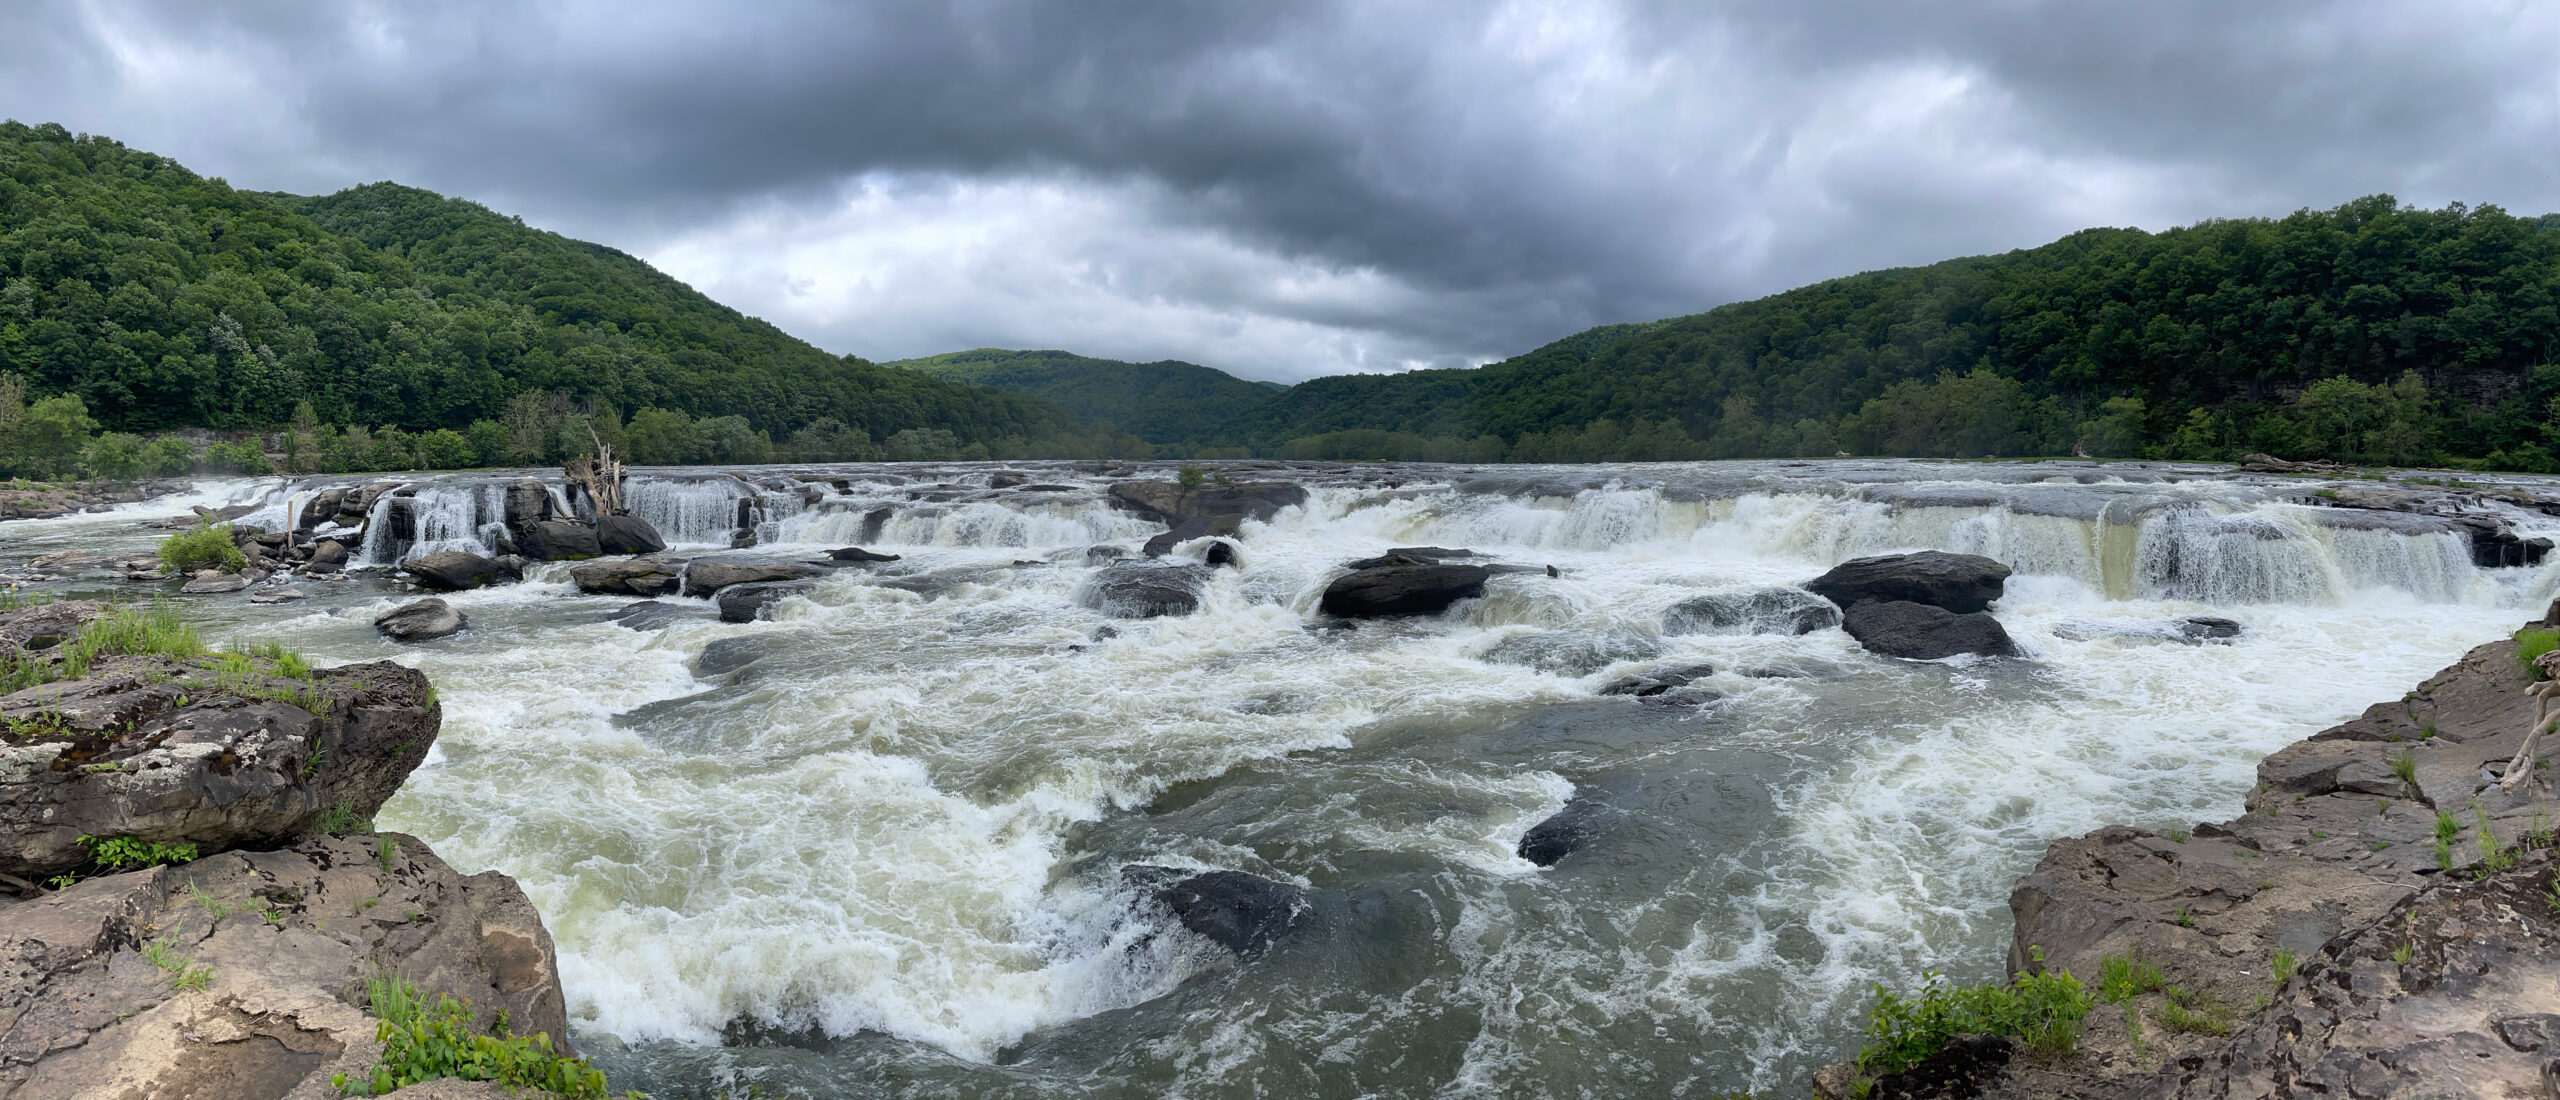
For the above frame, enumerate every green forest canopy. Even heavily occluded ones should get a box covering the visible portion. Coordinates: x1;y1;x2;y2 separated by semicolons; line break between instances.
7;117;2560;475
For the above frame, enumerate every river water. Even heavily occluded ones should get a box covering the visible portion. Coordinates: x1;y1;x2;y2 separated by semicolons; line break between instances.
5;459;2550;1098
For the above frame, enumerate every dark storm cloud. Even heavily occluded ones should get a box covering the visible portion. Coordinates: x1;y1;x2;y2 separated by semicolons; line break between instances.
3;2;2553;380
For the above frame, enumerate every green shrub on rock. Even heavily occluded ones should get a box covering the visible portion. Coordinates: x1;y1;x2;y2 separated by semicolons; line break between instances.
157;522;246;575
1856;954;2094;1077
333;976;630;1098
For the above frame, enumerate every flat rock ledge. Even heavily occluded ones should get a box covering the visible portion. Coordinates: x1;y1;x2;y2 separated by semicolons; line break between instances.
0;833;568;1100
1886;608;2560;1100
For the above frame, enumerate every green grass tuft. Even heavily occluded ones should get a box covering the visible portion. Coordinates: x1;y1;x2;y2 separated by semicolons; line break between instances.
2517;627;2560;678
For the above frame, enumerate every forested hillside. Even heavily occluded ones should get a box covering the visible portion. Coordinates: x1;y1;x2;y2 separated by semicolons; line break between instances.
1211;198;2560;469
885;348;1278;445
0;121;1127;476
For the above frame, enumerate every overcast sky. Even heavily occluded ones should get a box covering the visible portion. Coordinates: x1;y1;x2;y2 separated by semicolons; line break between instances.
5;2;2555;382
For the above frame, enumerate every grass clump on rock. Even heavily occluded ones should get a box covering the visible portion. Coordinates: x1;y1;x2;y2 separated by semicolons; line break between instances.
2515;627;2560;679
157;520;246;575
1855;953;2095;1078
333;975;630;1098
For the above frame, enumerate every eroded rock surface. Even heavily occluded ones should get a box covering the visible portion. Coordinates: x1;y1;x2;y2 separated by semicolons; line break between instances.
0;833;568;1100
0;653;438;880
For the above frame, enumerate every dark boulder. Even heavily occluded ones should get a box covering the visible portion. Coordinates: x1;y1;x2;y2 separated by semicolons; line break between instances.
305;540;349;573
1345;546;1480;570
1319;564;1489;618
398;550;520;592
1143;513;1244;557
692;636;775;676
1804;551;2011;614
683;557;823;597
1076;562;1211;619
1109;480;1307;523
2454;514;2552;568
375;597;466;641
1202;540;1240;568
503;477;553;534
1123;865;1311;952
297;486;349;531
594;514;668;556
2177;615;2244;642
717;580;816;623
604;601;694;631
1083;545;1129;565
1841;600;2019;660
571;557;686;597
825;546;903;563
516;519;602;561
1598;663;1718;700
1663;588;1842;636
1518;798;1625;866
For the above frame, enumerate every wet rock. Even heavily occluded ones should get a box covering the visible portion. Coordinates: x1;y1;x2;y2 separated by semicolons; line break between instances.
1481;631;1662;676
987;471;1029;488
1202;540;1240;568
1344;546;1480;570
1598;663;1718;699
515;519;602;561
717;580;815;623
2453;514;2551;568
375;597;466;641
296;486;350;531
1662;587;1843;636
692;636;774;676
1109;480;1307;523
681;558;822;598
1083;545;1129;565
0;833;568;1098
179;570;252;594
503;477;553;534
1804;551;2012;615
603;601;693;631
594;513;668;556
305;539;349;574
1076;562;1211;619
1517;798;1625;866
246;586;308;604
824;546;903;563
0;651;437;879
2177;615;2244;641
571;557;685;598
1841;600;2019;660
1143;513;1244;557
399;550;520;592
1319;564;1490;618
1123;865;1312;952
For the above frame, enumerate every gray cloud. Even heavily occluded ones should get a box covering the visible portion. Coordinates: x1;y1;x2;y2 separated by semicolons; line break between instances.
3;1;2554;381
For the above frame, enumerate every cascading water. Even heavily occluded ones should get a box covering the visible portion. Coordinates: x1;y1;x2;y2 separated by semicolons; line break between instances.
30;458;2559;1097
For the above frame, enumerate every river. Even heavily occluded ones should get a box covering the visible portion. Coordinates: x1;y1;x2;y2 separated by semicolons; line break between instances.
4;459;2547;1098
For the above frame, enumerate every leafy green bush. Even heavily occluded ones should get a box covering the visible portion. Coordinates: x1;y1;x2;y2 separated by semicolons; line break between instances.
333;976;628;1097
77;835;199;872
157;522;246;575
141;436;198;477
85;432;148;480
1176;463;1207;488
1857;960;2094;1077
202;439;273;474
2517;628;2560;679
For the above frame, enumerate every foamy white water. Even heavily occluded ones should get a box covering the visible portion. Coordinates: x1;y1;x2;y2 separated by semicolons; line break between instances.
13;458;2551;1097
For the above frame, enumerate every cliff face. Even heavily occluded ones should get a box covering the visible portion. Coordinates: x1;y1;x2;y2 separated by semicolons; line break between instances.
1989;609;2560;1099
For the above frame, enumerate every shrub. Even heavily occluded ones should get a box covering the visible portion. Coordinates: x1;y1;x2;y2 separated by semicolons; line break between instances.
333;976;628;1097
1857;959;2094;1077
158;522;246;575
414;429;477;471
77;835;199;872
85;432;148;480
1177;463;1207;488
201;439;273;474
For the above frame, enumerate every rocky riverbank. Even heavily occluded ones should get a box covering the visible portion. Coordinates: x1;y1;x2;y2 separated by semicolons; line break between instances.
0;601;579;1099
1830;603;2560;1099
0;478;190;522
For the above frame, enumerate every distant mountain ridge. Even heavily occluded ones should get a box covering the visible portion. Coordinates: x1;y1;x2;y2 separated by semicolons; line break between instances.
884;348;1279;445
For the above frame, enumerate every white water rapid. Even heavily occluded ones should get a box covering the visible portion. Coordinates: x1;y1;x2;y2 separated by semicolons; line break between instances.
11;458;2553;1097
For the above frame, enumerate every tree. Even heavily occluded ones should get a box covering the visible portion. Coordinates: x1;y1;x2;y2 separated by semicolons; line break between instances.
11;394;99;479
415;428;477;470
